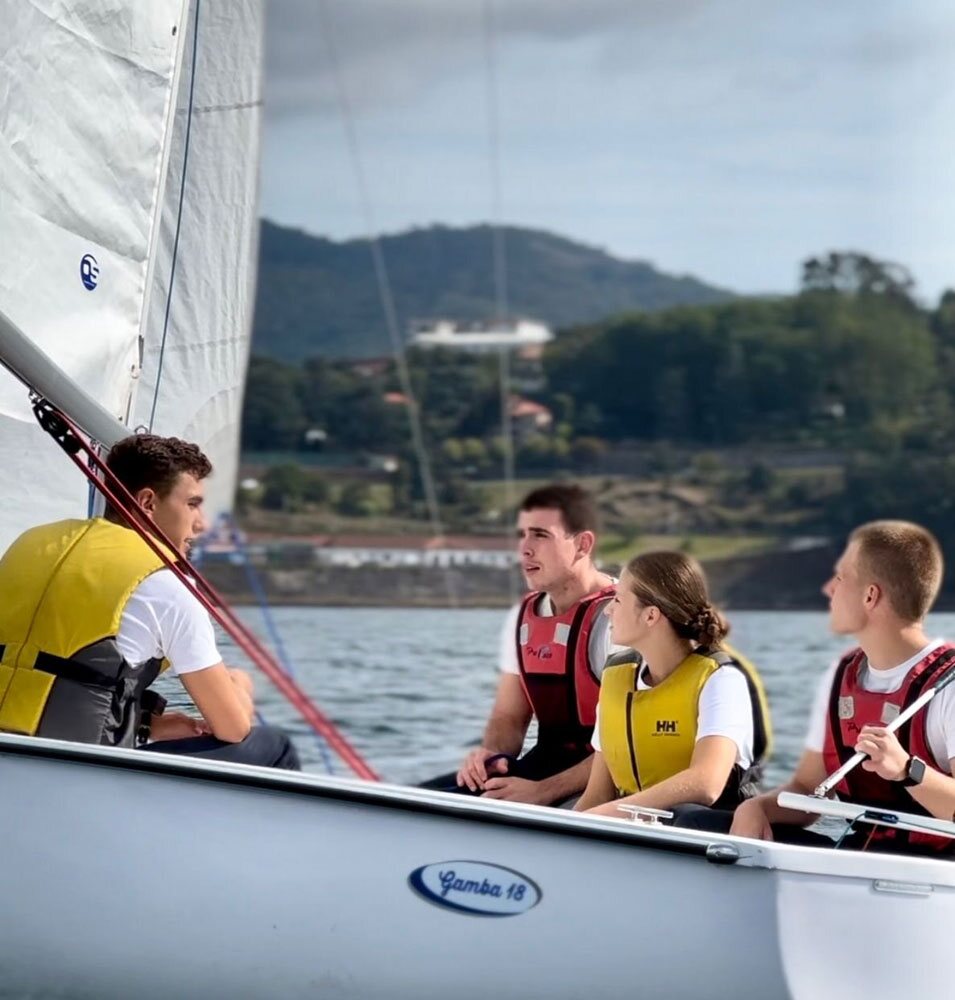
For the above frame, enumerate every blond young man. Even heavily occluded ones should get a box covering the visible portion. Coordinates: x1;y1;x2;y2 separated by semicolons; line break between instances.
731;520;955;854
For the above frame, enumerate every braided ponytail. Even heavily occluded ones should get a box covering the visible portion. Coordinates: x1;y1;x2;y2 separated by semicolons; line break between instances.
624;550;731;648
686;605;729;648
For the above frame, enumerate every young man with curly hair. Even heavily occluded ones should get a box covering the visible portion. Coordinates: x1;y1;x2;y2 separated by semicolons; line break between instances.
0;434;298;769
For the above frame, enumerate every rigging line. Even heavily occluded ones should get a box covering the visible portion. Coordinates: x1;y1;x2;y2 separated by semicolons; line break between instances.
220;513;336;774
483;0;517;601
147;0;202;432
317;0;458;607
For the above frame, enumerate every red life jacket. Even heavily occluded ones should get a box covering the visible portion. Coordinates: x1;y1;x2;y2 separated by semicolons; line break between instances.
515;585;615;751
822;642;955;854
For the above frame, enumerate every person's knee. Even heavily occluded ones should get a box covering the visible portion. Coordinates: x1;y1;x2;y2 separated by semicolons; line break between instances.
243;725;300;771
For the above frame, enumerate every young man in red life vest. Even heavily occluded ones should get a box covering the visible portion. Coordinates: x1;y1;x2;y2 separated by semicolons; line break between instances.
731;520;955;854
423;484;621;806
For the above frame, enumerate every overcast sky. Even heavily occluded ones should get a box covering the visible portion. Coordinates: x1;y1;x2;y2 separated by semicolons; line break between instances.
261;0;955;302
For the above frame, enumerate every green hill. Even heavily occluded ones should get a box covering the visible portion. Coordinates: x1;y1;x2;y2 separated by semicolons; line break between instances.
251;221;735;361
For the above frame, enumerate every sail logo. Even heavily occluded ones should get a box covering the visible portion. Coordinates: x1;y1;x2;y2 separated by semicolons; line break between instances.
80;254;99;291
409;861;541;917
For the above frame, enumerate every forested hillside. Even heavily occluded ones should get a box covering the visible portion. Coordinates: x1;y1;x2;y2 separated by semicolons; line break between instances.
251;221;733;360
241;253;955;553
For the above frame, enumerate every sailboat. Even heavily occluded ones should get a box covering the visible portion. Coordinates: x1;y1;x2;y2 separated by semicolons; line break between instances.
2;4;955;999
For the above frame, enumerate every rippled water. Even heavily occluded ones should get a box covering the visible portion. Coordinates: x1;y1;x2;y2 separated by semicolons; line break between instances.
177;608;955;788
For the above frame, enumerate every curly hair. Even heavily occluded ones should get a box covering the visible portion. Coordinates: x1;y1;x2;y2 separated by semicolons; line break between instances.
106;434;212;500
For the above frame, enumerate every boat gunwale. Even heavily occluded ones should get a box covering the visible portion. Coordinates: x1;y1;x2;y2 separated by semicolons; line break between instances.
5;732;955;886
0;732;723;858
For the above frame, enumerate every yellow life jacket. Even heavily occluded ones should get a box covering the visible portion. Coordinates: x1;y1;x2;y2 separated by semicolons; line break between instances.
598;644;773;807
0;518;172;745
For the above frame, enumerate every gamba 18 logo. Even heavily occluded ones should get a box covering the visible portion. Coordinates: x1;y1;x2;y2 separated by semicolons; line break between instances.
408;861;541;917
80;254;99;291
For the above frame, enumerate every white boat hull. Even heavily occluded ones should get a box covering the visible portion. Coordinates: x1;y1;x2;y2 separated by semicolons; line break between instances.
2;734;954;999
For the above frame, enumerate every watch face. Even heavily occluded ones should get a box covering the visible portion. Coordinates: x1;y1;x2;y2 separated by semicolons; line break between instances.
908;756;927;785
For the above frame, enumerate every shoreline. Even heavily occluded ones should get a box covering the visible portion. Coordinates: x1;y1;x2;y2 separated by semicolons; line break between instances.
202;544;955;612
200;541;843;611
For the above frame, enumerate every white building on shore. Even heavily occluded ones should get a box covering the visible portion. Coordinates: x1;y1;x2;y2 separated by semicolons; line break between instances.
409;317;553;354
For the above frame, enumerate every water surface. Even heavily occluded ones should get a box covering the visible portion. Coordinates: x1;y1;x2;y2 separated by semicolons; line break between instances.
175;608;955;788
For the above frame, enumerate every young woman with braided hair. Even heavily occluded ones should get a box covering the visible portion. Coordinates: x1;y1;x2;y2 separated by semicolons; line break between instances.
575;551;771;829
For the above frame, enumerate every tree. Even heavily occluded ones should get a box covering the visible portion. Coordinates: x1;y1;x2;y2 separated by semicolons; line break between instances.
260;463;307;511
800;251;916;306
302;473;330;505
242;358;306;450
571;436;606;470
336;481;378;517
744;461;776;496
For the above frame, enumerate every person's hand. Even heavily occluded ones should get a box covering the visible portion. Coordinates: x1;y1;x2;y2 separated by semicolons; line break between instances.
855;725;909;781
150;712;210;742
456;747;509;791
482;776;549;804
730;799;775;841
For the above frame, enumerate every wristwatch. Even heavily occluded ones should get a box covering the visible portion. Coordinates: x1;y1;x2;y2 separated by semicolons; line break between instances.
901;755;927;787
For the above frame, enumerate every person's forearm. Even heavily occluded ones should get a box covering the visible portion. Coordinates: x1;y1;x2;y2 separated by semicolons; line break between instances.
907;767;955;821
536;755;594;805
609;768;718;812
481;715;527;756
232;683;255;724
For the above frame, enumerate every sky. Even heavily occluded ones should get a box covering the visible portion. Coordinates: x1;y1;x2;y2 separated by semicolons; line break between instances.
262;0;955;303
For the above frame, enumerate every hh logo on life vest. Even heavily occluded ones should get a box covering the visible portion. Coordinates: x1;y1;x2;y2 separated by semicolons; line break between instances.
655;720;678;735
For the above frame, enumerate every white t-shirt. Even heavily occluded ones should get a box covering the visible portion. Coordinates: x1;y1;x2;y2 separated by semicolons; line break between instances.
805;638;955;771
498;594;623;681
115;569;222;676
591;663;755;767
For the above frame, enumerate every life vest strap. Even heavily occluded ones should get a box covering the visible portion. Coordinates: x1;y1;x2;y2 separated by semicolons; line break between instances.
32;648;126;690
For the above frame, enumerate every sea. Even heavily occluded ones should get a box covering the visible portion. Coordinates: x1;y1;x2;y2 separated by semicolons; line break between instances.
180;608;955;787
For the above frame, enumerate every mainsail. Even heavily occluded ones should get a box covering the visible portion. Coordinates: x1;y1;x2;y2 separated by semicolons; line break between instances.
0;1;190;550
0;0;262;550
134;0;264;524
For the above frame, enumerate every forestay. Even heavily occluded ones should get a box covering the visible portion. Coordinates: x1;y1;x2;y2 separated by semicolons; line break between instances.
0;1;190;550
133;0;264;524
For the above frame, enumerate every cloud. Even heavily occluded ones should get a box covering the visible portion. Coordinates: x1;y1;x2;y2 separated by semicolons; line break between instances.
261;0;955;298
264;0;712;117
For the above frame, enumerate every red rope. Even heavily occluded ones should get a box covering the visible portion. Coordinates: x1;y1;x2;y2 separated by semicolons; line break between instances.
36;402;379;781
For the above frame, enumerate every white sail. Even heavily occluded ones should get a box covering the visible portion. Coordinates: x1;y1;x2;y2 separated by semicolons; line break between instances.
133;0;264;524
0;0;190;551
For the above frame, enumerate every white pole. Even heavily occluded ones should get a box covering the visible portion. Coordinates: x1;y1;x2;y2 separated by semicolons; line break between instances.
0;308;129;446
